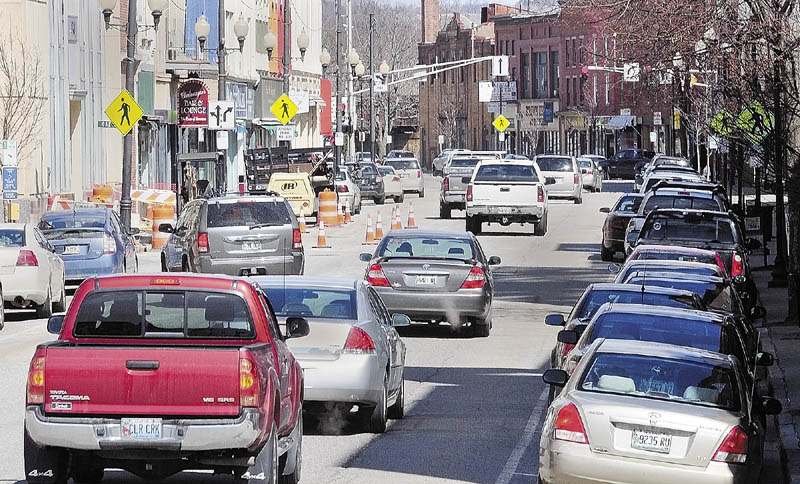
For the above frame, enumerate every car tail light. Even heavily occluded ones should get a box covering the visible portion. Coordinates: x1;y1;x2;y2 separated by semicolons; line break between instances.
197;232;210;253
16;250;38;267
574;174;580;185
587;169;593;175
393;176;401;182
731;253;743;277
103;234;117;254
239;356;259;407
292;228;302;250
538;185;545;203
610;217;627;230
443;177;449;191
337;185;349;193
343;326;376;353
461;266;486;289
367;263;390;287
376;175;383;183
467;184;474;202
715;253;728;276
27;352;46;405
417;170;422;178
554;403;588;444
713;426;748;464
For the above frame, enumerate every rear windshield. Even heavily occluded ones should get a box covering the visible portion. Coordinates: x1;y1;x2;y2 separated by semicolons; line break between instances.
587;313;722;352
643;195;721;213
360;164;377;175
574;290;699;320
42;228;105;240
619;264;720;282
387;151;413;158
644;177;701;193
537;157;573;172
0;229;25;247
206;201;292;228
633;249;720;267
264;288;357;319
613;195;643;213
386;159;419;170
623;277;733;312
378;235;476;260
474;164;538;183
641;216;735;244
450;158;480;168
655;158;693;168
578;160;593;168
377;167;395;176
335;171;347;181
40;215;105;229
579;353;739;410
73;290;255;339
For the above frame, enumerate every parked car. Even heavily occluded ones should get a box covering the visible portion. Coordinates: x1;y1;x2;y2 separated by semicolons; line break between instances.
629;244;728;276
599;149;654;179
255;276;409;432
377;166;405;203
355;162;386;204
540;339;782;484
25;273;308;484
534;155;583;204
0;223;65;318
639;169;705;194
359;230;500;336
386;150;414;160
335;168;363;214
39;208;138;284
384;158;425;197
611;259;727;283
599;193;644;261
577;156;603;192
432;149;471;176
635;156;693;189
159;195;304;276
439;156;481;219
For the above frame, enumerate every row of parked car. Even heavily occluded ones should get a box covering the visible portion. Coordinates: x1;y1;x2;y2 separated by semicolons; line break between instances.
538;155;778;483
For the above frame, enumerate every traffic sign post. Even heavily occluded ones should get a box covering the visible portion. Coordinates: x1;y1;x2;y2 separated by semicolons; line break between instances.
276;126;294;141
271;94;298;125
104;89;143;136
208;101;235;130
2;140;18;167
3;166;17;200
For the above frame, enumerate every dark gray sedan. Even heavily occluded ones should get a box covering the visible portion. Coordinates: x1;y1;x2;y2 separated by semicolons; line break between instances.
360;230;499;337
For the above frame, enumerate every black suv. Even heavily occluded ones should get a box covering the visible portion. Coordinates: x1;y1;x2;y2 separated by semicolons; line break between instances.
600;149;655;179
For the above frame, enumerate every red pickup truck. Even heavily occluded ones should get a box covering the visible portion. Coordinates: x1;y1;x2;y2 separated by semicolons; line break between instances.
24;274;308;484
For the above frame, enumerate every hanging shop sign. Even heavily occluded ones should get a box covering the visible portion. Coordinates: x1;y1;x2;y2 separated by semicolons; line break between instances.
178;80;209;127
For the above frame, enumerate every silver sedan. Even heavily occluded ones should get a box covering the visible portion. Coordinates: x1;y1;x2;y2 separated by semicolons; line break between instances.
540;339;782;484
254;276;408;434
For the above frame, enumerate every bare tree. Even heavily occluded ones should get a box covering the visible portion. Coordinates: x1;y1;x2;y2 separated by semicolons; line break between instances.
438;94;465;149
0;35;46;163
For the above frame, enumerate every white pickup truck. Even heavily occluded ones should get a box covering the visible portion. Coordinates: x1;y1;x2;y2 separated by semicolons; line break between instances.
465;160;551;236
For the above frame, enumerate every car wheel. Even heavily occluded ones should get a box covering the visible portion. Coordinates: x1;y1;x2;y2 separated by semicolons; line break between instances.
419;188;425;198
601;243;614;262
72;467;104;484
362;379;388;433
375;196;385;205
596;181;602;193
440;203;451;219
473;316;491;337
574;195;583;205
182;257;191;272
161;254;169;272
387;372;404;419
53;281;67;313
36;288;52;319
534;212;548;236
465;216;481;235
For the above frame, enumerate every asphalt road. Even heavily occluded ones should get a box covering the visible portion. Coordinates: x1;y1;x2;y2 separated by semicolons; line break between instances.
0;176;783;484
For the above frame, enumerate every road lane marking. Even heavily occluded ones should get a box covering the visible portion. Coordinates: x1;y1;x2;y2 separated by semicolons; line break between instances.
495;387;548;484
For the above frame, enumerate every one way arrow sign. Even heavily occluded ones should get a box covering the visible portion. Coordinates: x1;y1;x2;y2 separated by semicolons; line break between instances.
208;101;235;130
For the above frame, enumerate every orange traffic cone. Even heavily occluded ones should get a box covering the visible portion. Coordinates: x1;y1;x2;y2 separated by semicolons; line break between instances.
314;220;330;248
375;211;384;239
363;214;375;245
298;214;308;233
344;200;352;223
392;206;403;230
406;202;418;229
337;204;345;225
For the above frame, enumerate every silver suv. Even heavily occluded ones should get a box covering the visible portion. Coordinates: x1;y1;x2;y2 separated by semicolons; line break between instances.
159;195;304;276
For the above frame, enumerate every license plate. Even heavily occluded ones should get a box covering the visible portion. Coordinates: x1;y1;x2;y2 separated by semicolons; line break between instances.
496;207;512;214
242;241;262;251
631;429;672;453
415;275;436;286
121;418;162;440
63;245;80;255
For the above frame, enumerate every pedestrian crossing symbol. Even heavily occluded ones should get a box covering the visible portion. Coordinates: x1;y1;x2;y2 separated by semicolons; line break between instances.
105;90;143;135
271;94;298;125
493;114;509;132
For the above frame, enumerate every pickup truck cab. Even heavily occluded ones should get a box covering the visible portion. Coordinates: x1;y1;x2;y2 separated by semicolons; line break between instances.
439;156;481;219
465;160;551;236
25;274;308;484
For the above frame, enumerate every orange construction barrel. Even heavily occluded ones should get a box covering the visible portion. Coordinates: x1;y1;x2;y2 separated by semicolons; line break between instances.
318;189;340;227
92;184;113;203
151;205;175;249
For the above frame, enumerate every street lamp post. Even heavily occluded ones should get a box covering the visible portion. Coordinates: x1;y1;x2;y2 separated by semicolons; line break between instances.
349;48;360;161
379;60;390;159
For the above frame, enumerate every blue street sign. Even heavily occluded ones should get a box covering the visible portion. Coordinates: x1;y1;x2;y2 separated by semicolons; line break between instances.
3;166;17;199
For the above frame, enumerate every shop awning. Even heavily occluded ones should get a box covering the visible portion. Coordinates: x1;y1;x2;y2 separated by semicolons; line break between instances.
607;115;636;129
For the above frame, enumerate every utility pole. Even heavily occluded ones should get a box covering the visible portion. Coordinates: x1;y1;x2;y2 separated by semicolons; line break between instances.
119;0;138;231
218;0;227;101
334;0;342;172
283;0;291;94
369;13;375;163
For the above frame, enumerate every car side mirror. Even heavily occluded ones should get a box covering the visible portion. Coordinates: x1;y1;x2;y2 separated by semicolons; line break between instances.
599;207;611;214
542;368;569;387
607;263;621;274
285;317;310;339
746;238;762;250
48;315;65;334
158;223;174;234
359;253;372;262
750;305;767;320
756;352;774;367
761;396;783;415
545;177;556;186
487;256;501;266
545;314;565;326
128;228;141;236
392;313;412;327
557;330;579;345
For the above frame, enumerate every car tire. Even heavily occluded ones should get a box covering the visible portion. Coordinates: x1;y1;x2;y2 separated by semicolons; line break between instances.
440;203;451;219
394;195;404;204
534;212;548;236
362;380;388;433
52;282;67;313
600;244;614;262
387;372;405;419
182;257;192;273
161;254;169;272
574;195;583;204
72;467;104;484
375;196;385;205
466;216;481;235
36;288;52;319
473;317;491;337
419;188;425;198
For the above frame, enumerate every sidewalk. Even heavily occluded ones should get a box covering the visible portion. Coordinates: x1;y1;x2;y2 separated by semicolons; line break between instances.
752;239;800;484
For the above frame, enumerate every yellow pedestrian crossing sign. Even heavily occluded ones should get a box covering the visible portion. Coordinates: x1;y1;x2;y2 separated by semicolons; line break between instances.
493;114;509;132
104;89;143;135
271;94;298;125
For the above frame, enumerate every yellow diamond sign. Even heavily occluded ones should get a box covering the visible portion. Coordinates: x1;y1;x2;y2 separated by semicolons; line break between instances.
271;94;298;125
493;114;509;132
104;89;143;135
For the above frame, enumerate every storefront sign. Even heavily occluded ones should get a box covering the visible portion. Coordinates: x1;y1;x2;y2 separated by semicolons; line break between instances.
177;80;209;127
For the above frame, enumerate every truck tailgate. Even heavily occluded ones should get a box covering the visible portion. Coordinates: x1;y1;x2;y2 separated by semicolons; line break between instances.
44;346;241;417
472;182;538;206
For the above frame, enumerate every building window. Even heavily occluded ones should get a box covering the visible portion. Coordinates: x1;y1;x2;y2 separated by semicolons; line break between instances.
534;52;547;98
565;39;570;67
473;63;477;82
573;77;578;105
579;37;584;66
593;73;598;106
579;75;585;106
512;67;517;82
566;76;571;105
592;34;597;64
605;72;610;105
511;40;516;56
572;38;577;68
550;51;560;97
520;53;530;98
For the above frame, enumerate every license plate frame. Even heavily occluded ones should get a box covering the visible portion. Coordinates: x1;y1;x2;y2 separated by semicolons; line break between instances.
496;207;512;214
415;275;437;286
242;241;263;251
631;428;672;454
121;418;162;440
63;245;81;255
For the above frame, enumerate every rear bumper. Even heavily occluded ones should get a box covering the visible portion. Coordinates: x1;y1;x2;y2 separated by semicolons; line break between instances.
198;253;304;276
442;192;466;205
361;188;384;199
547;186;581;199
300;353;383;404
0;269;50;305
374;286;490;321
467;204;545;221
63;255;122;281
25;406;262;452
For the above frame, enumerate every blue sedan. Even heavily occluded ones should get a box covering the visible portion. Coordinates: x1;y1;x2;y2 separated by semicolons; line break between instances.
38;209;138;283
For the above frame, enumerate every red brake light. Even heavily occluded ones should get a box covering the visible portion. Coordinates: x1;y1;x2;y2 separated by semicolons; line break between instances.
27;352;46;405
239;355;260;408
16;250;38;267
461;266;486;289
731;253;743;277
715;253;728;276
367;263;390;287
713;426;748;464
555;403;588;444
443;177;450;191
417;170;422;178
343;326;376;353
197;232;210;253
587;170;593;175
292;228;302;250
574;174;580;185
467;184;474;202
150;278;181;285
393;176;401;182
538;185;545;203
337;185;349;193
